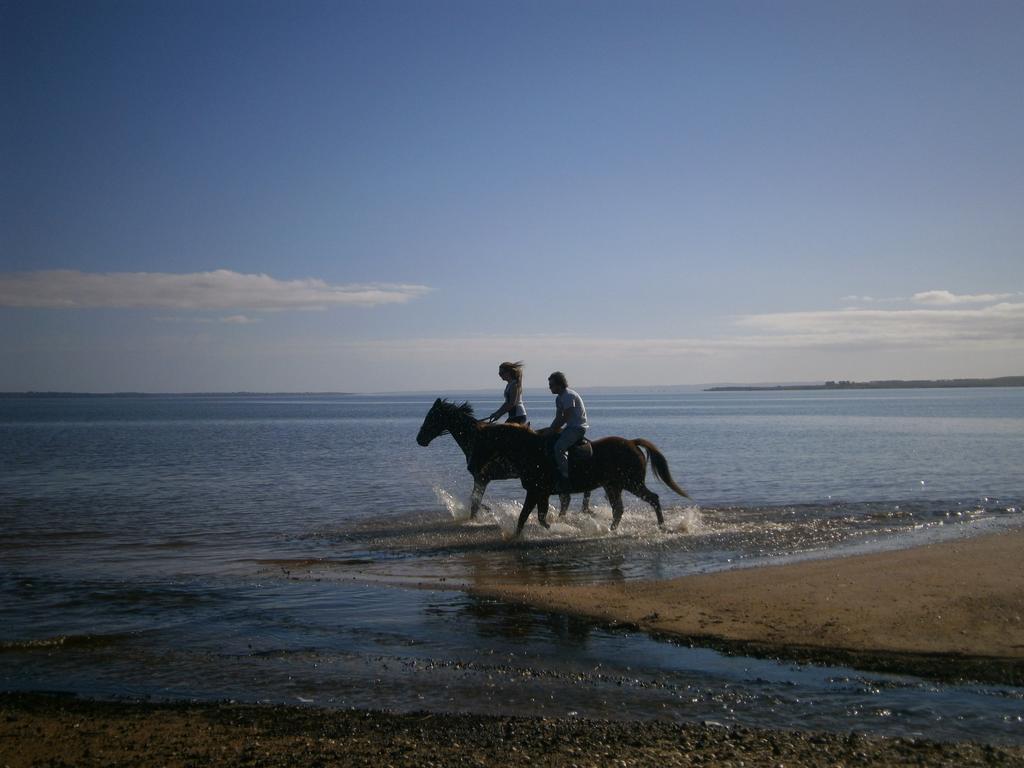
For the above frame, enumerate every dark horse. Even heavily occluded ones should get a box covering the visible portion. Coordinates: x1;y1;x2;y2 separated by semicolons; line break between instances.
467;423;689;537
416;398;591;519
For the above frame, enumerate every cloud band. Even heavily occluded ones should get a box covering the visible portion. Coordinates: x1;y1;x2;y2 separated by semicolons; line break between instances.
0;269;431;310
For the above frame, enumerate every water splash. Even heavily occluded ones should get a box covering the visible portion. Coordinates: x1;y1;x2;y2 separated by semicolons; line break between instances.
479;499;704;542
484;499;528;540
665;505;704;534
433;486;471;523
571;512;611;538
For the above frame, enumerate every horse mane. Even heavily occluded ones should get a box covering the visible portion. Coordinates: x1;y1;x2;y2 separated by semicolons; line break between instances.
436;398;476;420
481;421;541;440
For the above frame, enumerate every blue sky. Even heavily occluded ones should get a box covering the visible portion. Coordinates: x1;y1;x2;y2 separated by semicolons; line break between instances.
2;0;1022;392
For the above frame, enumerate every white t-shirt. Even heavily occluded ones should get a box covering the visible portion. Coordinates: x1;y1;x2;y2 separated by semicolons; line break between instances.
504;379;526;418
555;388;588;430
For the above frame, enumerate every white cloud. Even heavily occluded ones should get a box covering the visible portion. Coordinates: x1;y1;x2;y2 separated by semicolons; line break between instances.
315;301;1024;361
734;302;1024;348
912;290;1017;305
0;269;431;310
154;314;261;324
840;295;904;305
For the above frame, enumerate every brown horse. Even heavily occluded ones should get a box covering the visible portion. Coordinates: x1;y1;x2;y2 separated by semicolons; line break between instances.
415;399;591;519
467;423;689;537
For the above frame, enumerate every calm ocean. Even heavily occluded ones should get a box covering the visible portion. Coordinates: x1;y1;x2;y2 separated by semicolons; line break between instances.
1;388;1022;743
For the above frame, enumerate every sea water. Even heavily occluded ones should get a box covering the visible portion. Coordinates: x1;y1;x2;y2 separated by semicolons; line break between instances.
1;388;1022;743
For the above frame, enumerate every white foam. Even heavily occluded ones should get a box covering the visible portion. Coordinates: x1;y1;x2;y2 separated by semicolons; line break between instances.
571;512;611;537
582;502;705;540
545;520;577;536
433;485;705;542
664;505;704;534
433;486;471;523
482;498;527;539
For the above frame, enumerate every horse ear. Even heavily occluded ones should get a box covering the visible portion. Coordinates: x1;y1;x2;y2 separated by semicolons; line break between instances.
433;398;442;406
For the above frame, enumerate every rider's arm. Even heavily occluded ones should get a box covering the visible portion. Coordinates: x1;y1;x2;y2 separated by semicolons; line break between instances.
550;407;566;431
486;402;509;422
493;380;520;422
485;382;515;422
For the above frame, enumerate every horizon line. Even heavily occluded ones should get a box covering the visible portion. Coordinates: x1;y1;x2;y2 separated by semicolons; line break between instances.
3;375;1022;398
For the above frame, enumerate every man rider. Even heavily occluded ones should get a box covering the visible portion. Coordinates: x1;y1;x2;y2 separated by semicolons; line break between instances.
547;371;588;493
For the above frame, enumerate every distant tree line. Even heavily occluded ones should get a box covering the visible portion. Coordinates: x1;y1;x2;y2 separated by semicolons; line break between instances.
707;376;1024;392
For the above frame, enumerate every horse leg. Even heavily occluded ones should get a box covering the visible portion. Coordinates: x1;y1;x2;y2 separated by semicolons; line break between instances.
581;490;592;516
628;482;664;526
537;495;551;529
516;492;537;538
605;486;625;530
470;477;488;519
558;493;570;517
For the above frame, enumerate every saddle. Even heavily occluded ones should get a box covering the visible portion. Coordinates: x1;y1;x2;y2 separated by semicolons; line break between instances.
566;438;593;482
568;438;593;462
545;432;593;474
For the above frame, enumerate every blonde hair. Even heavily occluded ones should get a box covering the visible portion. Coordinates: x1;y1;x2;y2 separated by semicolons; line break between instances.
499;361;524;381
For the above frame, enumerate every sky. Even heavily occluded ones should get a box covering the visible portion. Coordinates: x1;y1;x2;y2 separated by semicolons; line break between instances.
2;0;1022;393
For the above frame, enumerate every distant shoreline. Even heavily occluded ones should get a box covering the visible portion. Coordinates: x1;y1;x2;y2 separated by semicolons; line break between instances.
2;375;1022;397
705;376;1024;392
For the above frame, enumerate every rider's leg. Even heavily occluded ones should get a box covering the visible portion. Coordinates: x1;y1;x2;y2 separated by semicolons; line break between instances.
552;426;585;481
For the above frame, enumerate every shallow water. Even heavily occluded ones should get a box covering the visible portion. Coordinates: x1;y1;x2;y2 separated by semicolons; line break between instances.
1;390;1022;743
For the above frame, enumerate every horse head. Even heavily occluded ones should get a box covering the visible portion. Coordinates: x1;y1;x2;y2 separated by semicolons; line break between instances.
416;398;446;446
416;398;477;447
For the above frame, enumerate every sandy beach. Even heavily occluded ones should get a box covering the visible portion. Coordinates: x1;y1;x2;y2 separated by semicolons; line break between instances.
472;529;1024;686
3;530;1024;766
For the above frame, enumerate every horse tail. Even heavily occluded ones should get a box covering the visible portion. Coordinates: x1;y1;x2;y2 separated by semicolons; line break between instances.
633;439;689;498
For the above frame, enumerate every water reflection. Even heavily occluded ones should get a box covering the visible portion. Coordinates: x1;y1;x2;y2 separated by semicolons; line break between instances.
454;596;597;646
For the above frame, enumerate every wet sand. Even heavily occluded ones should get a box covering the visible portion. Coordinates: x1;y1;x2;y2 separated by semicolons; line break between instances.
4;531;1024;766
3;692;1023;767
472;529;1024;685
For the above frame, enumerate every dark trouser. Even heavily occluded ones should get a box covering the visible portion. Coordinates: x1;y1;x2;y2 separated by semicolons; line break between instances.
553;426;586;480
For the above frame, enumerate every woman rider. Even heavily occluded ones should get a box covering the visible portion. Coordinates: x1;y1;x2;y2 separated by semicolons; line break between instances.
483;361;528;425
